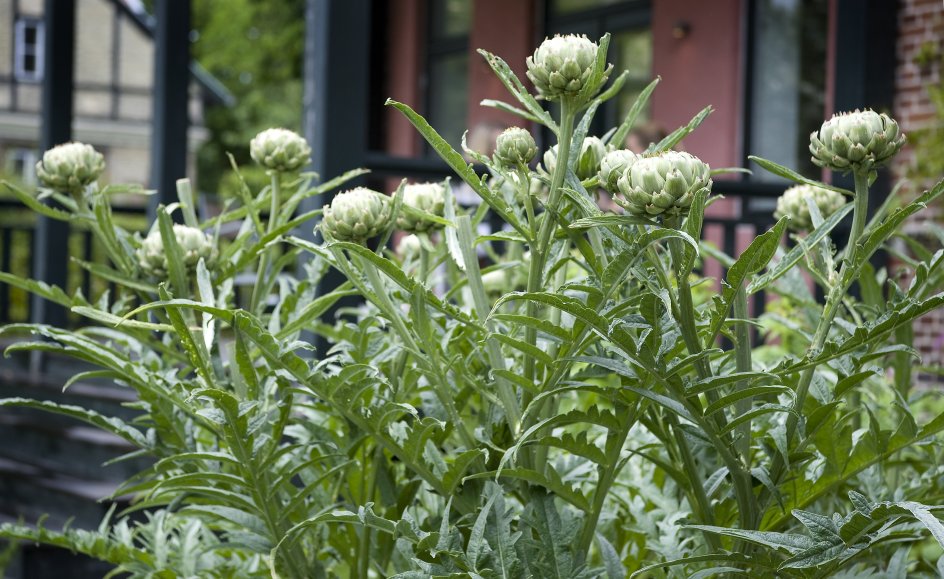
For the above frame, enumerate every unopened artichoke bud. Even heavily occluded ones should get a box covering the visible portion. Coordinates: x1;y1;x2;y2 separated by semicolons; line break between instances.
137;224;215;278
322;187;391;243
598;149;637;192
398;234;422;259
809;110;905;173
495;127;537;167
543;137;607;180
774;184;846;232
250;128;312;172
395;182;447;233
615;151;711;218
576;136;606;181
35;142;105;194
526;35;606;101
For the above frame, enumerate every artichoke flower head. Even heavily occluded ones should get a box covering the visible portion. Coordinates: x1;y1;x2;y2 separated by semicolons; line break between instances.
809;110;905;174
322;187;392;243
615;151;711;218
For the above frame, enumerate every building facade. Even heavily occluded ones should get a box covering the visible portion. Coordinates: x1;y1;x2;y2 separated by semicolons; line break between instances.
0;0;227;188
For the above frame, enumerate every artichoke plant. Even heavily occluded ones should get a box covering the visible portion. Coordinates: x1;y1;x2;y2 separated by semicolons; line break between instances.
809;109;905;173
615;151;711;217
774;184;847;232
322;187;392;243
35;142;106;195
250;128;312;172
495;127;538;167
137;224;216;278
598;149;637;192
526;34;605;101
395;182;447;233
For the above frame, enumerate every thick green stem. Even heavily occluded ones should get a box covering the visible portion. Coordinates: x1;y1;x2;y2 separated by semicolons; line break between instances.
761;168;871;513
733;287;753;470
522;99;576;397
250;172;282;315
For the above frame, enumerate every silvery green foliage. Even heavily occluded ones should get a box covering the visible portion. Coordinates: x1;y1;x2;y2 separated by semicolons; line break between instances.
495;126;538;167
249;127;312;172
774;184;847;232
598;149;636;193
34;142;105;194
395;181;447;233
526;34;604;100
137;223;216;277
809;109;906;173
615;151;711;217
2;32;944;579
321;186;391;242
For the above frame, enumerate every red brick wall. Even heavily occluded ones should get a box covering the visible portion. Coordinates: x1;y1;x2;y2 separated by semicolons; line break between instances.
894;0;944;380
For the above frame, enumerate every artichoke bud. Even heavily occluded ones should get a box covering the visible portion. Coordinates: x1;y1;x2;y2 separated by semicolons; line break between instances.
395;182;447;233
598;150;636;193
250;128;312;172
774;184;846;232
615;151;711;218
576;136;606;181
35;142;105;195
137;224;216;278
809;109;905;174
495;127;538;167
526;34;607;101
398;234;422;259
321;187;391;243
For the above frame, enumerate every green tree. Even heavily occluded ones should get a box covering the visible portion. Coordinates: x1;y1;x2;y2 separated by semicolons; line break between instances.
191;0;305;194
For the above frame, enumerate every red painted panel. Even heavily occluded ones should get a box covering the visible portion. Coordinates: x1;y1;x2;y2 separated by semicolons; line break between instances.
651;0;743;171
384;0;423;156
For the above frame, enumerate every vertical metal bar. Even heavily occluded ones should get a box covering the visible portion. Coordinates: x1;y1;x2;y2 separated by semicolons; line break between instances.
0;227;11;323
148;0;191;220
31;0;75;328
303;0;371;353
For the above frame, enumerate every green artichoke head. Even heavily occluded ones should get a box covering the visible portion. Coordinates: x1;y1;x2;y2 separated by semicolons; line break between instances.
137;224;216;278
774;184;847;232
495;127;538;167
250;128;312;172
35;142;105;195
526;34;606;101
322;187;391;243
809;110;905;173
598;149;637;192
615;151;711;218
395;182;447;233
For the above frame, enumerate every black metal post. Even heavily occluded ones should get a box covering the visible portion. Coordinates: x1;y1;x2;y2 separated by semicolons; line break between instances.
31;0;75;329
302;0;371;352
148;0;191;219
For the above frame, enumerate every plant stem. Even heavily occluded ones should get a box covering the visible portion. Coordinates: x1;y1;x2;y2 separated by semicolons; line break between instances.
522;99;576;399
761;168;871;512
733;286;753;473
250;172;282;315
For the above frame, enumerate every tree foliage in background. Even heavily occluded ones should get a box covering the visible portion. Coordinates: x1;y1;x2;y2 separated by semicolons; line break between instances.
191;0;305;195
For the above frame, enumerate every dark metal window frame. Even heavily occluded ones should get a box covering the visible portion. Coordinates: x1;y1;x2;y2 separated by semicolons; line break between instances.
421;0;471;156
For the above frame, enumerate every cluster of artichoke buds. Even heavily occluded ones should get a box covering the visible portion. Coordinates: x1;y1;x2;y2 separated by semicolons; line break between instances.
543;136;607;181
250;128;312;172
774;184;847;232
35;142;105;196
137;224;216;278
321;187;392;243
613;151;712;218
395;182;447;233
809;109;905;174
526;34;609;101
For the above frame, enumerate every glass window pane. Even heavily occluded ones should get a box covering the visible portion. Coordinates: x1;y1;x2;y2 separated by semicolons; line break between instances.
750;0;828;181
614;28;652;123
24;25;36;46
431;0;471;39
429;53;469;151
